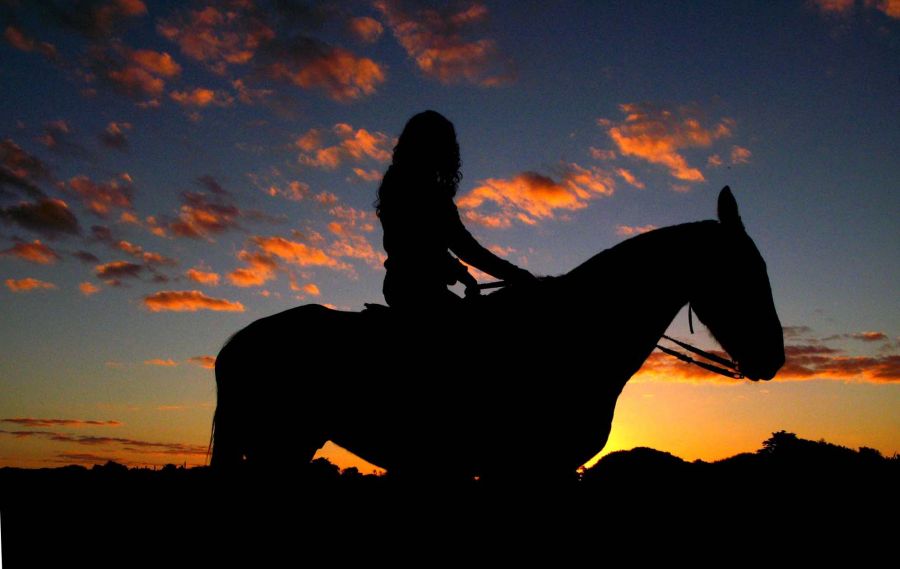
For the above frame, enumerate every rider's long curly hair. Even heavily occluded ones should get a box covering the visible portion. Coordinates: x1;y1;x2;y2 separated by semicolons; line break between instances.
375;110;462;219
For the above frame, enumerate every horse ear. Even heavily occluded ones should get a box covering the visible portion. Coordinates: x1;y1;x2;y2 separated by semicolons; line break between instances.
718;186;744;230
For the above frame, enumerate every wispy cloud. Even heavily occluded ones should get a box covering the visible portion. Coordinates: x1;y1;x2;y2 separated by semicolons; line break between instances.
2;418;121;428
79;281;101;296
185;267;220;286
616;224;657;237
143;290;245;312
348;16;384;44
297;123;392;170
99;121;132;150
458;163;615;228
188;355;216;370
67;173;134;218
4;25;58;61
375;0;513;86
144;358;178;367
5;277;57;293
602;103;734;183
0;239;61;264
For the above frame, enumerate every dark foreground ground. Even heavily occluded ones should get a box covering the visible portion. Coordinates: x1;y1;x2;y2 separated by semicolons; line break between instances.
1;432;896;565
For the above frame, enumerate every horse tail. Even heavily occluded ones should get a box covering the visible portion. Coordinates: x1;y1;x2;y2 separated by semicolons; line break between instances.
209;335;245;469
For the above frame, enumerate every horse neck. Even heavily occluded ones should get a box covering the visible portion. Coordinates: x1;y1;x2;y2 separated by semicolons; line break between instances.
559;221;720;362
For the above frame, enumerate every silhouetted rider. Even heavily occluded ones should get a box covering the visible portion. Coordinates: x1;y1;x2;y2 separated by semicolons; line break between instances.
375;110;535;311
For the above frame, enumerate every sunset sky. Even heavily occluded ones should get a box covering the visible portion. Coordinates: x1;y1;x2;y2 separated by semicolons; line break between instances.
1;0;897;472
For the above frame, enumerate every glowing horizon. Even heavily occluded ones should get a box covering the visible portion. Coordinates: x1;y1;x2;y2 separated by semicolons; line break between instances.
1;1;897;471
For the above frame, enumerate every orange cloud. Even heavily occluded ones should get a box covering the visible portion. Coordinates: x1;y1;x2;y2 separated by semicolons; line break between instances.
130;49;181;77
349;16;384;43
79;282;101;296
3;25;57;60
1;240;60;264
265;46;385;101
169;192;240;239
811;0;855;13
5;277;56;292
188;355;216;370
605;103;734;182
143;290;245;312
458;163;615;228
615;168;645;189
144;358;178;367
325;206;385;268
730;145;752;165
590;147;617;161
227;250;279;287
2;418;121;428
375;0;512;86
100;121;132;150
107;65;164;98
297;123;392;169
266;180;309;202
170;87;234;108
186;267;220;286
68;174;133;218
95;260;143;283
301;283;320;296
252;236;348;269
353;168;382;182
616;224;658;236
157;5;273;74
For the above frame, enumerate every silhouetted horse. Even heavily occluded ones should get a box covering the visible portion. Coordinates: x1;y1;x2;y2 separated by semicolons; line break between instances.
210;188;784;480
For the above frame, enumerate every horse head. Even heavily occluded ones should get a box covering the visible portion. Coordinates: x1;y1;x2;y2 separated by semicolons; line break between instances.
689;187;785;381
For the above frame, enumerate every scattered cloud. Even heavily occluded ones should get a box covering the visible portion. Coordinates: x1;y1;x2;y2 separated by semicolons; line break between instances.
157;4;274;74
260;39;386;101
99;121;132;150
730;145;752;165
3;25;58;60
352;167;382;182
67;173;134;218
170;87;235;108
297;123;392;170
615;168;645;189
5;277;57;293
458;163;615;228
79;281;101;296
227;250;280;287
0;240;61;264
143;290;245;312
348;16;384;43
616;224;658;237
603;103;734;182
251;235;349;269
186;267;221;286
0;429;207;457
169;192;240;239
144;358;177;367
707;154;723;168
265;180;309;202
44;0;148;39
1;139;52;200
196;175;229;196
590;147;617;161
783;325;814;338
73;250;101;264
811;0;855;13
375;0;513;86
114;240;176;266
1;199;82;239
823;331;889;342
188;355;216;370
95;260;144;283
2;418;121;428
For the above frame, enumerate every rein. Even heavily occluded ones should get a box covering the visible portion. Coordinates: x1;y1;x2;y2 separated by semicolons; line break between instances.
656;306;744;380
478;281;744;380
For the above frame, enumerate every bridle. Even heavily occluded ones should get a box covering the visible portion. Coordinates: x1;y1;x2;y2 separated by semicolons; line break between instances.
478;281;744;380
655;305;744;380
